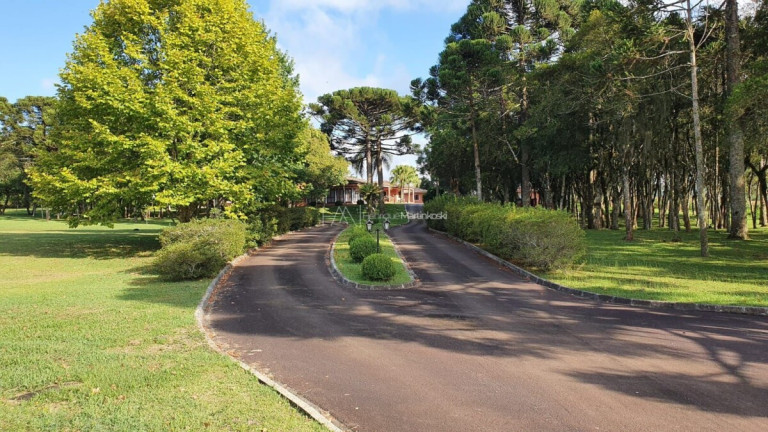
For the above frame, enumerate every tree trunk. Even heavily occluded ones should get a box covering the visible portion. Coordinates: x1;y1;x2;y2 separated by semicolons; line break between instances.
365;135;373;184
469;84;482;201
177;204;197;223
726;0;748;239
377;140;385;211
623;170;634;241
687;2;709;256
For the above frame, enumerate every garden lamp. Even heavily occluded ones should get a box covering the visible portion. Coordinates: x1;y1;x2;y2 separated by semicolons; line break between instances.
384;219;390;231
366;219;373;232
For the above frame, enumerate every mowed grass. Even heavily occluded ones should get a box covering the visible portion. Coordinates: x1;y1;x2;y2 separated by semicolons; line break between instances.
0;210;324;431
541;226;768;307
333;226;412;286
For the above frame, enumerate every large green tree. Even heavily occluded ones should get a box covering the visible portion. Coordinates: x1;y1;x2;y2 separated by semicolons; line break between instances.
311;87;422;199
296;127;349;203
30;0;304;224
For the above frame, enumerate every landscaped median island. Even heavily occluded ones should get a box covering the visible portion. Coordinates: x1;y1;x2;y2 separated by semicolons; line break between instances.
0;211;325;431
332;224;414;288
424;195;768;309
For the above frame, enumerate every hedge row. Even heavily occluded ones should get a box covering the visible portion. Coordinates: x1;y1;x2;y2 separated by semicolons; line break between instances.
154;206;320;280
246;206;320;247
424;195;585;271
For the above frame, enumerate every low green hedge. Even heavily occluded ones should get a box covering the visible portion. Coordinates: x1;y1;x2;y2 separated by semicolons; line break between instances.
349;236;378;262
246;205;320;247
424;195;585;271
154;218;247;280
361;253;397;280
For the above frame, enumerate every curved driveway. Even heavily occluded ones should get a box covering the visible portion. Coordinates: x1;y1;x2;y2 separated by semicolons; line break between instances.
205;222;768;432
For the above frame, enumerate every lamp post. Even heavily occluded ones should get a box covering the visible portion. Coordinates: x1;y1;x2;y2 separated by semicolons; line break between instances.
383;218;390;231
366;219;373;232
376;228;380;252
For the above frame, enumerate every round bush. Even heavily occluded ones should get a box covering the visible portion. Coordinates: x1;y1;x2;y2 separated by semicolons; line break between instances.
155;218;246;280
349;236;378;262
361;253;397;281
347;225;372;245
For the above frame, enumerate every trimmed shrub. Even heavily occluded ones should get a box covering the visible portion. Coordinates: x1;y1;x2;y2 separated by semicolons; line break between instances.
498;208;586;271
347;225;372;245
427;197;585;271
334;200;343;207
361;253;397;281
154;218;246;280
349;236;378;262
245;206;319;246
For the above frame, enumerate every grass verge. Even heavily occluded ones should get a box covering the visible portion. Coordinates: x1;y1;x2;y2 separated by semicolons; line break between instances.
333;226;412;286
540;226;768;307
0;210;324;431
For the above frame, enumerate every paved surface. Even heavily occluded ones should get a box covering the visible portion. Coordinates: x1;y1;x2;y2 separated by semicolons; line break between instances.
206;222;768;432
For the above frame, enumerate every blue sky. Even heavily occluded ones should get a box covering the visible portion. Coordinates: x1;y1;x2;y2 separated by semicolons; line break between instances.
0;0;466;173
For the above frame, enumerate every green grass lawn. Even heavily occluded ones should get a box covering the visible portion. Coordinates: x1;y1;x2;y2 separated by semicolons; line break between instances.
0;210;324;431
541;226;768;307
333;226;412;286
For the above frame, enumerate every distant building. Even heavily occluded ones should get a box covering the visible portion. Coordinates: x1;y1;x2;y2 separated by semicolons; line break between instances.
324;177;426;205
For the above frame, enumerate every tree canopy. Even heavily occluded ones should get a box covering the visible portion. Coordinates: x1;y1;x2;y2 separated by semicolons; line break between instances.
29;0;304;224
416;0;768;255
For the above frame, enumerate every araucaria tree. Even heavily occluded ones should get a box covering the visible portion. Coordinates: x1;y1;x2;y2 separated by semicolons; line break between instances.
30;0;304;224
311;87;422;198
417;0;768;258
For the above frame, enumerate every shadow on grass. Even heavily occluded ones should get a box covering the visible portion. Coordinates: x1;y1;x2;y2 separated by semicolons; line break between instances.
0;231;161;259
119;265;208;309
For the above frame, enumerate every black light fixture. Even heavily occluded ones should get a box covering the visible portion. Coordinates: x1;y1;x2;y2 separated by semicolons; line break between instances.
383;218;390;231
366;219;373;232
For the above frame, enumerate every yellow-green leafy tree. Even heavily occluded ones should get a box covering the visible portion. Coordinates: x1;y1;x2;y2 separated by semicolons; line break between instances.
30;0;304;224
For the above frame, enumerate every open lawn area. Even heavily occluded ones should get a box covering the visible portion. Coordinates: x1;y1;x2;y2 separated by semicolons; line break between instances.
543;227;768;307
0;210;323;431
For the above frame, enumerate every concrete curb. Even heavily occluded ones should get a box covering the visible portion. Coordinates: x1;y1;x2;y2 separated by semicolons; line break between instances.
195;228;348;432
428;227;768;317
327;226;419;291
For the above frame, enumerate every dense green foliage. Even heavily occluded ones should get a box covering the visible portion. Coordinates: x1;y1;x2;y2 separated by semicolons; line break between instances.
361;253;398;281
29;0;305;225
426;195;585;270
0;96;56;214
154;219;246;280
245;206;320;247
296;128;349;203
414;0;768;254
349;236;379;263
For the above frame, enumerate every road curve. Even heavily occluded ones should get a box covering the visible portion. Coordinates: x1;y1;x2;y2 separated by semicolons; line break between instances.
205;222;768;432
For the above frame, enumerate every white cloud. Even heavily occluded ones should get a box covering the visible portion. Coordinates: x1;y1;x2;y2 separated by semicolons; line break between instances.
257;0;464;103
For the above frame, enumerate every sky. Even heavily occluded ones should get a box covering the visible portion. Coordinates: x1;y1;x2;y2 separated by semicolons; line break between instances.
0;0;468;175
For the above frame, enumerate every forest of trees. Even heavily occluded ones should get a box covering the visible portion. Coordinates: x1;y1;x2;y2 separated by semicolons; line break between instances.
414;0;768;255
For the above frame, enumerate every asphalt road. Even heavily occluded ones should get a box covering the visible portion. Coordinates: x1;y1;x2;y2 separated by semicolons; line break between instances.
205;222;768;432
